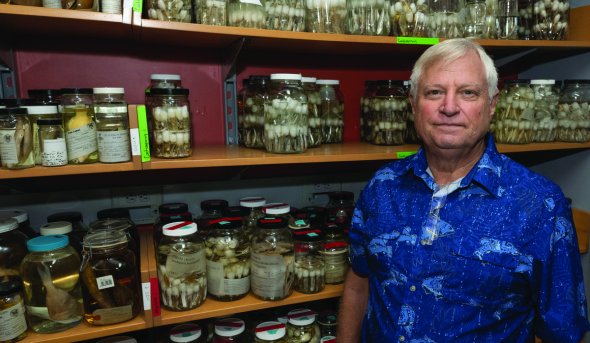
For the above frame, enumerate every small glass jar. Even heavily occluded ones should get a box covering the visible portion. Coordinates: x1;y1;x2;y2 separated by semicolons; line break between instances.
195;0;227;25
346;0;391;35
557;80;590;142
170;323;206;343
227;0;267;28
497;0;518;39
20;235;83;333
326;191;354;229
93;87;131;163
240;197;267;240
20;104;60;165
265;0;306;31
149;88;192;158
157;222;207;311
251;217;295;301
37;118;68;167
205;218;251;301
302;77;322;148
147;0;192;22
213;318;247;342
317;311;338;338
239;75;270;149
0;209;36;239
60;88;99;164
155;203;193;244
88;218;140;258
265;73;308;154
255;321;287;342
492;80;535;144
531;79;559;142
321;224;349;284
0;275;28;343
464;0;497;38
0;218;28;277
100;0;122;13
532;0;568;40
360;80;374;142
390;0;430;36
286;309;321;343
39;221;84;255
0;108;35;170
27;89;61;105
518;0;534;39
293;230;325;294
196;199;229;240
427;0;464;38
306;0;346;33
366;80;408;145
317;80;344;144
80;230;141;325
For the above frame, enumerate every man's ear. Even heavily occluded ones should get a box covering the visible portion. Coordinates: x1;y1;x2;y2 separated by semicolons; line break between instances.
488;89;499;118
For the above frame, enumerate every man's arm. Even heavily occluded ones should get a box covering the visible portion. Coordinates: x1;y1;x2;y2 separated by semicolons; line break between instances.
337;268;369;343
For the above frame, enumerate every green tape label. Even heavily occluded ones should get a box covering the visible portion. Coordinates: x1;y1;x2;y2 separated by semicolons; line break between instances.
133;0;142;13
396;37;440;45
137;105;151;163
396;151;417;159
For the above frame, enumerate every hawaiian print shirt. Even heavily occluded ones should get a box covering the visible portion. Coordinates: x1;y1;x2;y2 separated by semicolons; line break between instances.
349;134;590;342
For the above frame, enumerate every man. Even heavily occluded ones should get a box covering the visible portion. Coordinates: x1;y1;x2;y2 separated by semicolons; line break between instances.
338;38;590;342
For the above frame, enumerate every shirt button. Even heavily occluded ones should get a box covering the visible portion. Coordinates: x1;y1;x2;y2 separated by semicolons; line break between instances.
410;285;416;292
399;336;405;342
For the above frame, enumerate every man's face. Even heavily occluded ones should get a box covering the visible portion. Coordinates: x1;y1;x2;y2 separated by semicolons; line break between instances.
411;51;497;153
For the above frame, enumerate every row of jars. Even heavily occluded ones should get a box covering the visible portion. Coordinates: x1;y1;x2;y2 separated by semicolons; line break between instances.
237;74;345;154
4;0;123;14
491;79;590;144
0;87;132;170
144;0;569;40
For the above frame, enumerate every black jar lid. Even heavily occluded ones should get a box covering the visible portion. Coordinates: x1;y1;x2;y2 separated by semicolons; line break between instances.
150;88;189;96
317;310;338;325
0;275;23;296
47;211;83;224
375;80;404;87
503;79;530;85
211;217;243;230
60;88;93;95
223;205;250;217
28;89;61;98
159;202;189;215
328;191;354;201
257;217;287;229
293;229;324;242
36;118;63;126
563;79;590;85
0;107;28;115
0;98;37;107
200;199;228;211
97;207;131;220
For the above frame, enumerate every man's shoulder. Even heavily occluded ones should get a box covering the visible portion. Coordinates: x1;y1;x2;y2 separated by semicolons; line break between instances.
496;153;564;198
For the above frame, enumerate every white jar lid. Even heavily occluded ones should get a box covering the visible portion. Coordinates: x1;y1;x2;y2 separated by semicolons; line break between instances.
316;79;339;85
21;105;59;115
302;77;317;83
255;321;286;340
287;309;316;326
93;87;125;94
214;318;245;337
271;73;302;81
0;218;18;233
240;197;266;208
170;323;202;342
530;79;556;85
151;74;181;81
320;336;337;343
0;209;28;224
264;203;290;215
163;221;198;236
40;221;73;235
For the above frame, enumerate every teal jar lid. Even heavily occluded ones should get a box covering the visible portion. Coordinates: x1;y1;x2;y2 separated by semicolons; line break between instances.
27;234;69;252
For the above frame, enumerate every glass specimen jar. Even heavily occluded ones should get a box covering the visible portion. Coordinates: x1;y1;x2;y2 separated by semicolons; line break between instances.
286;309;321;343
390;0;430;36
37;118;67;167
557;80;590;142
427;0;464;38
0;218;28;277
60;88;99;164
0;275;28;343
326;191;355;229
157;222;207;311
149;88;192;158
205;218;251;301
251;217;295;300
305;0;346;33
20;103;59;165
321;224;348;284
492;80;535;144
170;323;206;343
213;318;247;342
293;230;325;294
228;0;267;28
302;77;322;148
518;0;534;39
317;310;338;337
265;0;306;31
317;79;344;144
497;0;518;39
93;87;131;163
146;0;192;22
195;0;227;25
80;230;141;325
240;196;267;240
0;107;35;170
360;80;375;142
196;199;229;239
346;0;391;35
88;218;140;257
239;75;270;149
464;0;497;38
20;235;83;333
531;79;559;142
264;73;309;154
27;89;61;105
255;321;287;342
532;0;568;39
366;80;408;145
0;209;36;239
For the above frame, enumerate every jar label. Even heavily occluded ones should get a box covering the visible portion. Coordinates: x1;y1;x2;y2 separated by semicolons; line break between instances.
97;130;131;163
66;122;98;160
206;259;250;296
42;138;68;166
0;129;19;164
240;0;262;5
0;301;27;340
166;250;206;279
91;304;133;325
251;252;293;298
96;275;115;290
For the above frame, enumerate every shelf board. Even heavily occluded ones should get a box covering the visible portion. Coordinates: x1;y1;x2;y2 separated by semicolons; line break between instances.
0;161;139;179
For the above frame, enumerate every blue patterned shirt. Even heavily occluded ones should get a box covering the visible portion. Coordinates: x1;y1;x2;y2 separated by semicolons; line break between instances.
350;135;590;342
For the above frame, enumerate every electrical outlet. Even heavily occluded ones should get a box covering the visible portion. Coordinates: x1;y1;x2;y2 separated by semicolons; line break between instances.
304;182;341;205
111;186;162;224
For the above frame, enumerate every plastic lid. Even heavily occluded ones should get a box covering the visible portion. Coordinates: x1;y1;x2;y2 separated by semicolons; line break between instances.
239;197;266;208
0;218;19;233
530;79;556;85
264;203;290;215
83;230;127;249
97;208;131;220
287;309;316;326
163;221;198;236
36;118;63;126
320;336;337;343
159;203;189;214
317;310;338;325
93;87;125;94
329;191;354;201
257;217;287;229
211;218;243;230
149;88;189;96
302;77;317;83
293;229;324;242
255;321;286;340
27;234;69;252
40;221;73;235
150;74;181;81
0;107;27;115
316;79;340;85
89;218;133;233
0;275;23;296
200;199;229;211
170;323;202;342
60;88;93;94
0;209;28;224
214;318;245;337
270;73;302;81
21;105;59;115
222;206;250;217
47;211;83;224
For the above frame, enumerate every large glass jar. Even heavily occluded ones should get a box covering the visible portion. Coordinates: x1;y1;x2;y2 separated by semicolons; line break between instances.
213;318;247;342
20;235;83;333
390;0;430;36
195;0;227;25
0;218;27;278
557;80;590;142
492;80;535;144
0;108;35;170
80;230;141;325
196;199;229;240
302;77;322;148
264;74;308;154
531;79;559;142
366;80;408;145
532;0;568;39
496;0;518;39
305;0;346;33
0;275;28;343
147;0;192;22
240;196;267;240
293;230;325;294
321;224;348;284
149;88;192;158
255;321;287;342
239;75;270;149
286;309;321;343
317;79;344;144
346;0;391;35
428;0;464;38
20;103;59;165
0;209;36;239
205;219;250;301
251;217;295;301
464;0;497;38
88;218;139;257
93;87;131;163
157;222;207;311
228;0;267;28
265;0;306;31
360;80;374;142
60;88;99;164
518;0;533;39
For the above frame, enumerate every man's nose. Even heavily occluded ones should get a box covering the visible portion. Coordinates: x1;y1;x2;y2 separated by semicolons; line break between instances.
439;93;460;116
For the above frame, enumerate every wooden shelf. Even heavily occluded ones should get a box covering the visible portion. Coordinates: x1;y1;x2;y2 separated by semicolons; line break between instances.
0;161;139;179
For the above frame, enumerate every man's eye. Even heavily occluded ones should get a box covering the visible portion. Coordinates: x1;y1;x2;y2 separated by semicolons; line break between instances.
462;90;480;98
425;90;442;97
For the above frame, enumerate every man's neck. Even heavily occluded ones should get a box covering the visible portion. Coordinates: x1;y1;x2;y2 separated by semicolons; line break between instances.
425;140;486;186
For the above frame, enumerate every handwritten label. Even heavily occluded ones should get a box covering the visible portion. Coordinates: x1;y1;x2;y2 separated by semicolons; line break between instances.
396;151;417;159
396;37;440;45
96;275;115;290
136;105;150;162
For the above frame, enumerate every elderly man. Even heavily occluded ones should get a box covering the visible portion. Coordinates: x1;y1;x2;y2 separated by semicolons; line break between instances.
338;38;590;342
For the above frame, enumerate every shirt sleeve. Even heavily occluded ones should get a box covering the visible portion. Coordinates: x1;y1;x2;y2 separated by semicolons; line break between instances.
348;185;370;277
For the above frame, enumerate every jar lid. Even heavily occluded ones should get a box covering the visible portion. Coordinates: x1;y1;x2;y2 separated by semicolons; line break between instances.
323;224;344;235
36;118;63;126
317;310;338;325
0;209;28;224
47;211;83;224
163;221;198;236
0;98;37;107
293;229;324;242
563;79;590;85
250;75;271;82
60;88;93;95
159;202;189;215
28;89;61;97
222;206;250;217
170;323;202;342
21;104;59;115
0;275;23;296
89;218;133;233
257;217;287;229
316;79;340;85
328;191;354;201
0;107;27;115
255;321;286;340
211;218;243;230
150;88;189;96
287;309;316;326
270;73;302;81
530;79;556;85
264;203;290;215
93;87;125;94
27;234;69;252
150;74;181;81
83;230;128;249
320;336;337;343
503;79;530;85
0;218;18;233
200;199;228;211
95;336;137;343
214;318;245;337
302;77;317;83
239;197;266;208
375;80;404;87
159;213;193;224
40;221;73;235
97;208;131;220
